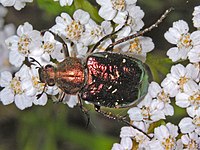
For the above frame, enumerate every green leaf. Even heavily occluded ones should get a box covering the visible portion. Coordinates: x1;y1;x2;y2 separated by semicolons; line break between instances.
146;51;174;83
74;0;103;23
37;0;103;23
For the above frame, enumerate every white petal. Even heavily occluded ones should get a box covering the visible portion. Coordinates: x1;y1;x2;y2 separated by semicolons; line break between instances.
166;47;181;62
190;31;200;46
99;6;117;20
0;0;15;7
0;71;12;87
173;20;189;34
154;125;169;140
175;93;190;108
9;50;25;67
127;107;143;121
73;9;90;25
120;137;132;149
179;117;195;133
33;93;47;106
148;82;162;98
15;94;33;110
0;87;14;105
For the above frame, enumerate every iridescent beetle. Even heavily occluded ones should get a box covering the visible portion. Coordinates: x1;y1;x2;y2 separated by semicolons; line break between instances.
31;8;173;138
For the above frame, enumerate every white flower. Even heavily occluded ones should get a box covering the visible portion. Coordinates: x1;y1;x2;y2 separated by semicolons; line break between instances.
0;23;16;71
0;0;33;10
116;36;154;62
115;5;144;35
0;65;33;110
5;22;42;67
177;132;200;150
192;5;200;29
120;125;150;149
149;123;178;150
111;137;133;150
21;65;59;106
148;82;174;116
128;94;165;123
54;0;73;6
161;63;199;97
96;0;136;23
81;20;113;46
31;31;64;63
62;95;79;108
50;9;90;43
176;80;200;109
164;20;200;62
179;108;200;135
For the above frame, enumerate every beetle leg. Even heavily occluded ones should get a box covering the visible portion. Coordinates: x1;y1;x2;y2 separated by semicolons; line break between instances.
51;91;66;103
78;95;90;127
94;105;152;139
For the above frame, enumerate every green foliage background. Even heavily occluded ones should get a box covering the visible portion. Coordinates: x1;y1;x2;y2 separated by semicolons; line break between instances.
0;0;199;150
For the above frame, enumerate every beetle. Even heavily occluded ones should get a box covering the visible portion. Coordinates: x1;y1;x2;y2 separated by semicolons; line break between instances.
31;8;173;139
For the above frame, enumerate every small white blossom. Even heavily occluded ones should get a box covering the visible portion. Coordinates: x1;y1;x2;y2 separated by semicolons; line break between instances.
148;82;174;116
50;9;90;44
148;123;178;150
0;0;33;10
161;63;199;97
192;5;200;29
128;94;165;123
96;0;136;23
31;31;64;63
117;36;154;62
116;5;144;35
81;20;113;46
62;95;79;108
176;80;200;109
54;0;73;6
179;108;200;135
164;20;200;62
111;137;133;150
0;65;33;110
5;22;42;67
177;132;200;150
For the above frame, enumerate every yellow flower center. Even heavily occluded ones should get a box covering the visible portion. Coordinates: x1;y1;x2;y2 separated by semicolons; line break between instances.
10;77;23;95
42;42;54;53
162;136;175;150
178;33;192;49
128;38;142;53
18;35;31;56
141;107;151;121
178;76;189;91
66;20;84;41
189;92;200;106
157;90;170;103
193;116;200;127
111;0;126;11
32;76;45;92
184;139;198;149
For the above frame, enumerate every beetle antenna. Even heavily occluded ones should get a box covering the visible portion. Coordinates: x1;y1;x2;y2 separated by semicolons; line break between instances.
29;57;43;68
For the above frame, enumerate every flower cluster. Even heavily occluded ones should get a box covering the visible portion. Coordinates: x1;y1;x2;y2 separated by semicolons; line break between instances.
112;5;200;150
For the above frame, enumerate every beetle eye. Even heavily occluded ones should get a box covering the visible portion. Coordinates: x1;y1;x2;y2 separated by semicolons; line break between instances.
48;78;55;86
